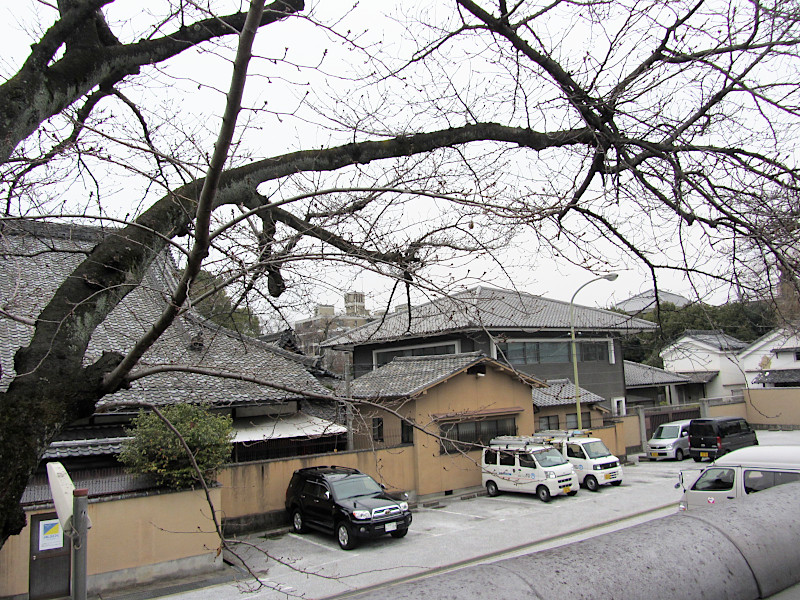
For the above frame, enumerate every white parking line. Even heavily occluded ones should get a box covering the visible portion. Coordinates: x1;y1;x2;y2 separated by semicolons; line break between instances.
288;533;354;554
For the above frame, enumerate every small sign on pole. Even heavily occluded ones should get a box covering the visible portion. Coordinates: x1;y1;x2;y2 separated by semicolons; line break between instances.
46;462;75;532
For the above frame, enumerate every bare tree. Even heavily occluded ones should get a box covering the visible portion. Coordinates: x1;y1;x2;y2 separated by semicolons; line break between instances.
2;0;800;548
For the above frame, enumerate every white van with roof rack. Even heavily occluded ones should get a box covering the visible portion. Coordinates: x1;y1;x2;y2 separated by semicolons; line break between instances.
483;437;579;502
677;445;800;511
529;430;623;491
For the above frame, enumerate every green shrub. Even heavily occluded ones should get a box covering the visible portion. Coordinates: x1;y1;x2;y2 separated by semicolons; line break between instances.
120;404;233;489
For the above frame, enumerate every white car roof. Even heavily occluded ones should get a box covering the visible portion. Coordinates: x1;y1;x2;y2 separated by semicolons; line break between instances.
714;445;800;469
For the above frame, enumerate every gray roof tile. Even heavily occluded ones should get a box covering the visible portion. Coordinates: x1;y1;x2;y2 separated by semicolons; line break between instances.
624;361;691;387
347;352;542;399
0;222;330;410
324;286;656;347
681;329;748;351
531;378;604;407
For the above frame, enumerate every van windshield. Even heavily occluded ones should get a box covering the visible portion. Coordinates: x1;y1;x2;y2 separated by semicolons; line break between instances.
532;448;568;467
583;440;612;459
653;425;680;439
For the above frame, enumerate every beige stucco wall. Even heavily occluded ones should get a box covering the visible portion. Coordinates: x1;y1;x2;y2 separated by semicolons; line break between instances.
0;488;221;598
410;367;537;496
708;400;748;419
744;388;800;427
619;414;642;452
588;422;627;459
219;447;416;521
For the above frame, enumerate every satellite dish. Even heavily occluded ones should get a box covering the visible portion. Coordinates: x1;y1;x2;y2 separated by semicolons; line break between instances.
46;462;75;531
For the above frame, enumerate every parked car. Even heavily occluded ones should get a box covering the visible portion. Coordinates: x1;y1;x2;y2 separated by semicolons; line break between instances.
646;420;691;461
688;417;758;462
529;431;623;491
677;445;800;510
483;437;579;502
285;466;412;550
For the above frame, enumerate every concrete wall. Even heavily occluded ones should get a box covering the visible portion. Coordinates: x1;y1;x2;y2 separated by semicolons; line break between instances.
708;400;749;419
345;481;800;600
1;488;221;599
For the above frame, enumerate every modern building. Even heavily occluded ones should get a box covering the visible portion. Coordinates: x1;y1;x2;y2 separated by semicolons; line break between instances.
324;286;657;408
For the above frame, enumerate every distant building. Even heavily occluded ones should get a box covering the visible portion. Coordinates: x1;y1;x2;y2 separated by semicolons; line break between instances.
293;291;374;373
614;290;690;314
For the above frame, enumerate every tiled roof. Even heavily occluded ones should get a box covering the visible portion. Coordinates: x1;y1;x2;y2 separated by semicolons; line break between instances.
624;361;691;388
347;352;543;399
752;369;800;384
681;330;748;351
0;222;331;411
531;378;604;407
323;286;656;347
677;370;718;384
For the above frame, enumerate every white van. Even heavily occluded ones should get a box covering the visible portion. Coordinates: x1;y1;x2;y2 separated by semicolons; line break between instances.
483;437;578;502
677;445;800;511
529;430;623;491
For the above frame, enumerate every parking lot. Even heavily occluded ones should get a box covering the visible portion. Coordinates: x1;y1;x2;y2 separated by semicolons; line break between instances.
161;430;800;600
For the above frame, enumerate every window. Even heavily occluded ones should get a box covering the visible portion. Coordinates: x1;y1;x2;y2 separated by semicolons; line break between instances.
795;350;800;361
496;340;610;365
440;417;516;453
483;449;498;465
401;420;414;444
744;470;800;494
372;418;384;442
566;443;585;459
692;468;735;492
566;412;592;429
518;453;537;468
539;415;559;430
498;451;515;466
496;341;570;365
580;341;609;362
375;343;458;367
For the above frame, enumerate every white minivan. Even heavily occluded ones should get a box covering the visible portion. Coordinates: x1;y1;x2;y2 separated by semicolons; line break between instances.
677;445;800;510
529;431;623;491
483;438;578;502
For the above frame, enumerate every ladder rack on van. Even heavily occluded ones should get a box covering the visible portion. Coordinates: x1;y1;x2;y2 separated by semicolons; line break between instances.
529;430;594;443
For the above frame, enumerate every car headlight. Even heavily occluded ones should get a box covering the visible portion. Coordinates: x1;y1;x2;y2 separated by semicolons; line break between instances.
593;464;602;471
545;470;556;479
398;501;409;512
352;510;371;520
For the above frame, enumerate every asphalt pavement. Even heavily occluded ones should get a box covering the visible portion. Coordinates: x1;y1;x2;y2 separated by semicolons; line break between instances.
95;430;800;600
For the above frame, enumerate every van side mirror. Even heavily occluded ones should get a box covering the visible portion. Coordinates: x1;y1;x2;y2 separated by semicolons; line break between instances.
682;431;688;437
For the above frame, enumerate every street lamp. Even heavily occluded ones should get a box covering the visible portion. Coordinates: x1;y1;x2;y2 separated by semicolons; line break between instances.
570;273;618;430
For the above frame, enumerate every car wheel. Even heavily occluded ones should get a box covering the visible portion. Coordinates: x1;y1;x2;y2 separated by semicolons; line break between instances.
486;481;500;497
610;480;622;487
585;475;599;492
693;456;703;462
337;522;358;550
675;448;684;461
390;528;408;538
536;485;551;503
291;509;307;534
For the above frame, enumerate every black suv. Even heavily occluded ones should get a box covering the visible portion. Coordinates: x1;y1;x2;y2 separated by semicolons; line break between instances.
688;417;758;462
285;466;412;550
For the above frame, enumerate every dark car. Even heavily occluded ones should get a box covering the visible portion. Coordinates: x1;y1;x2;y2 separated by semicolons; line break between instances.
688;417;758;462
285;466;412;550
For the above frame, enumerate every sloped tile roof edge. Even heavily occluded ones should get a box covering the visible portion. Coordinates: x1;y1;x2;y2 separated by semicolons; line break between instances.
348;352;546;400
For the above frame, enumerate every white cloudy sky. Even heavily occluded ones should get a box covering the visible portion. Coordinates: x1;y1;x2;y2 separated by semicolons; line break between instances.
1;0;766;319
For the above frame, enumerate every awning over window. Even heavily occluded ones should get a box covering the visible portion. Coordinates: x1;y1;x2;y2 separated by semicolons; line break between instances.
233;412;346;443
431;406;524;422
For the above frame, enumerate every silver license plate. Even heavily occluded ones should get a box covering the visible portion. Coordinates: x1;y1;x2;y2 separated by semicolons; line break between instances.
385;522;397;532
